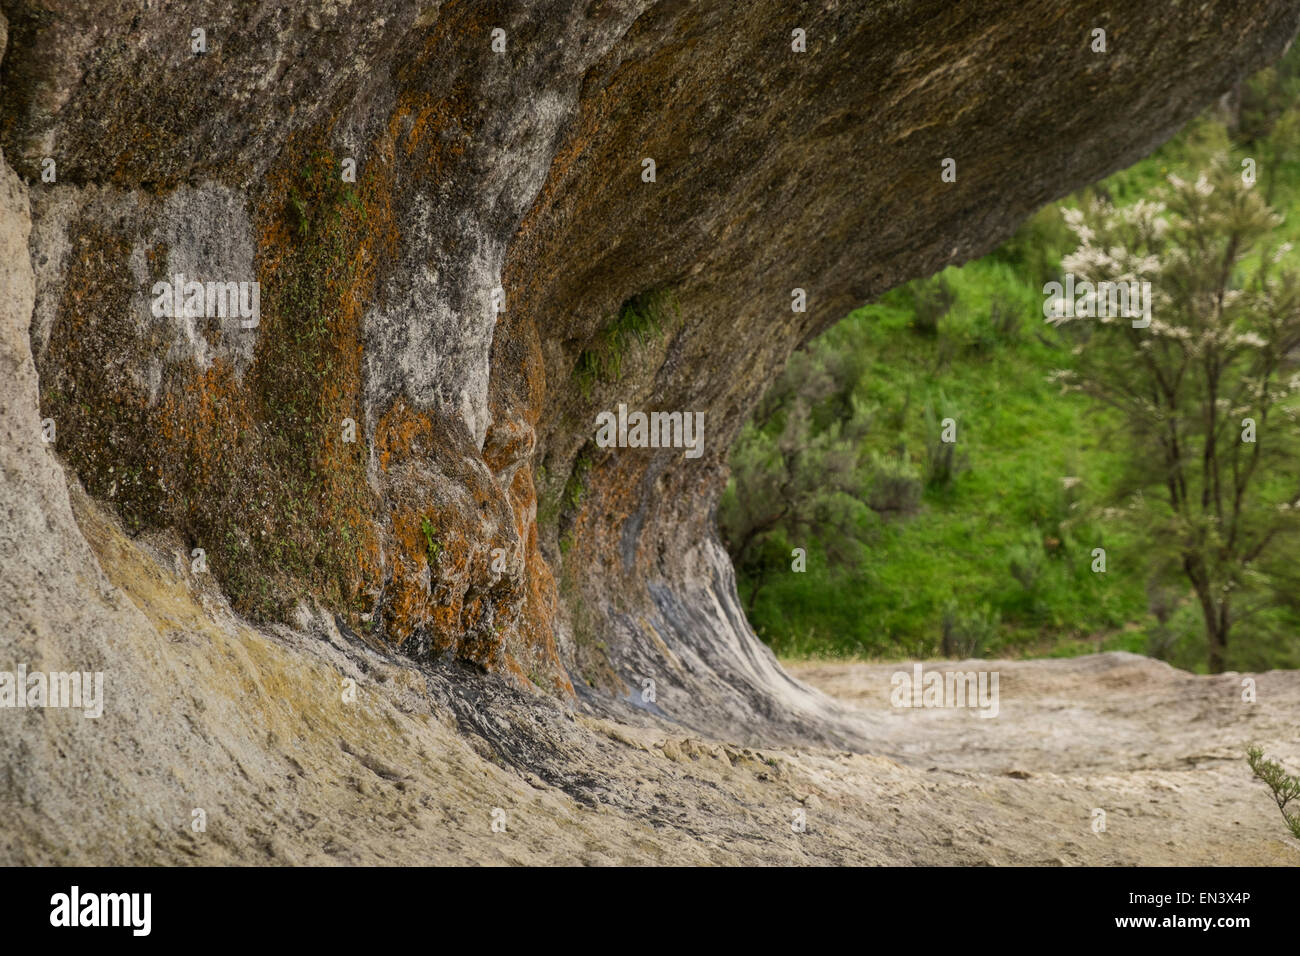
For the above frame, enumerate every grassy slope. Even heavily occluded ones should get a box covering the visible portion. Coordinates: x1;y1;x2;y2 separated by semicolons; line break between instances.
742;117;1300;671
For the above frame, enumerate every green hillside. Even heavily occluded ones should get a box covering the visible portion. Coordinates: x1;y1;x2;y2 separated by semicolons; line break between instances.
721;52;1300;672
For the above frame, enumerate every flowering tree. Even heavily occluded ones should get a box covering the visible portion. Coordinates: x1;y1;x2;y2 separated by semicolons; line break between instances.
1048;158;1300;672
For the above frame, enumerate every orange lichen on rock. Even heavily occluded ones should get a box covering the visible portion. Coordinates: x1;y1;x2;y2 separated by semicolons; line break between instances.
32;37;582;693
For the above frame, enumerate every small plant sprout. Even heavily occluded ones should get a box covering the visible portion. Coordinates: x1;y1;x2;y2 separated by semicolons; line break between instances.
420;517;441;563
1246;746;1300;841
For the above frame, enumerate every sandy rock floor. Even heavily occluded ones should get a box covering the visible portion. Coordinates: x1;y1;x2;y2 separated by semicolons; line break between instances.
5;486;1297;866
786;657;1300;865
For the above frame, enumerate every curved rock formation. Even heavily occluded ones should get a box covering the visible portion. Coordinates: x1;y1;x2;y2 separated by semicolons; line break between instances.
2;0;1298;754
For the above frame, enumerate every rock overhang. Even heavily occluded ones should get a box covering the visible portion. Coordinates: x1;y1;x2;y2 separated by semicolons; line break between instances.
2;0;1298;743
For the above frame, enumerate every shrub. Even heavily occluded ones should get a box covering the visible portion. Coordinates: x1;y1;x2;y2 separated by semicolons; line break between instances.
866;452;923;516
923;402;969;491
910;275;955;337
1246;746;1300;840
989;295;1021;342
940;600;1000;658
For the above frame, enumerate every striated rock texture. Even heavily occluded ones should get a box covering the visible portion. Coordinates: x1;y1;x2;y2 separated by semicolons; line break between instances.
2;0;1299;748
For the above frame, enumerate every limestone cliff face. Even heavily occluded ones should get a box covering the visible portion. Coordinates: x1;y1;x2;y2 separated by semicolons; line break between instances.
2;0;1298;743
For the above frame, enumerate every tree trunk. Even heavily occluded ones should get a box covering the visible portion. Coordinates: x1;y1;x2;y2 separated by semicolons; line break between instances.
745;571;766;616
1198;589;1230;674
1207;598;1231;674
1207;618;1228;674
1185;554;1229;673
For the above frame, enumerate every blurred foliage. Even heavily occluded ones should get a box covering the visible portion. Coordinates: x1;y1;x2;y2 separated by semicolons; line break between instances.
721;44;1300;671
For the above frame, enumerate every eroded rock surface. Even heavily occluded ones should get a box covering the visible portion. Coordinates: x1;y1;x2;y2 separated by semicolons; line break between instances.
1;2;1298;787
